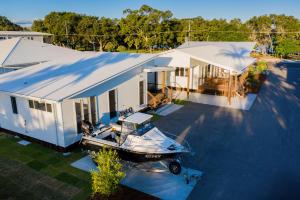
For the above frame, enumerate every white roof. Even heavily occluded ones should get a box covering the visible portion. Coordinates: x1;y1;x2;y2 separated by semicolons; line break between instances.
122;112;153;124
0;31;52;36
156;42;256;74
0;37;82;67
0;52;156;101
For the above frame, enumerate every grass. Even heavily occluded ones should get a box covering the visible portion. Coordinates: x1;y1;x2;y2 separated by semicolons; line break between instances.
0;131;91;200
151;113;161;122
0;131;157;200
172;99;188;105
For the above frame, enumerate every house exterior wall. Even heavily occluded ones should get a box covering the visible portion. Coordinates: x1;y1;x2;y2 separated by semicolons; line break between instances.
60;72;148;146
0;93;64;146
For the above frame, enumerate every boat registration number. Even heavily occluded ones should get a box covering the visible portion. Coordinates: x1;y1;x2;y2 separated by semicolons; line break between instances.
145;154;161;158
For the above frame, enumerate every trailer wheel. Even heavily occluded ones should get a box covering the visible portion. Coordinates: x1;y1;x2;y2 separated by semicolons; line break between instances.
169;161;181;175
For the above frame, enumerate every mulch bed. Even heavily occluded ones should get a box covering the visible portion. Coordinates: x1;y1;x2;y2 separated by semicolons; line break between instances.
90;185;158;200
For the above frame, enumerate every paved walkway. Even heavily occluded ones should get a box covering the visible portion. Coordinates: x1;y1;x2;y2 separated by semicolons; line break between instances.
154;62;300;200
173;91;256;110
71;156;202;200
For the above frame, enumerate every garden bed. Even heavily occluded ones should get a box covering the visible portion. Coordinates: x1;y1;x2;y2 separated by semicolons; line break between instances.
244;61;268;94
91;186;158;200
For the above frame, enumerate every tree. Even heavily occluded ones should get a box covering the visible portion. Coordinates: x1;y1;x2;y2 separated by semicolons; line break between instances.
120;5;173;51
0;16;22;31
91;149;125;197
29;8;300;53
275;38;300;58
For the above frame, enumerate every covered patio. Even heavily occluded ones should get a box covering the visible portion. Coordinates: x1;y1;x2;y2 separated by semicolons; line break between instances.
152;42;256;105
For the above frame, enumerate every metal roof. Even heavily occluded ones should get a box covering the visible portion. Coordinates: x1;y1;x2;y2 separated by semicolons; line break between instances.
0;52;156;101
156;42;256;74
0;37;82;67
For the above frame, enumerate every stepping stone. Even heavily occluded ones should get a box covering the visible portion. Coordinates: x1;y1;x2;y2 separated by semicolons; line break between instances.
18;140;31;146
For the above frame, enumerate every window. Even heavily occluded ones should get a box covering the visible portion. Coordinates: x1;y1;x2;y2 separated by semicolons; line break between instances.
29;100;34;108
175;68;179;76
34;101;39;109
180;68;184;76
10;96;18;114
29;99;52;113
175;67;189;77
185;68;189;77
83;103;89;121
46;103;52;113
39;102;46;111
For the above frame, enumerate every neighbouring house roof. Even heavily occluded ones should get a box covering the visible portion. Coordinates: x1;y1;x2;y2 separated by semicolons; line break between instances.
0;37;83;67
0;31;52;36
155;41;256;74
0;52;156;101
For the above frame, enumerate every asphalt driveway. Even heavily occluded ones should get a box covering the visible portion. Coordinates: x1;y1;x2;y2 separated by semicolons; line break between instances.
154;61;300;200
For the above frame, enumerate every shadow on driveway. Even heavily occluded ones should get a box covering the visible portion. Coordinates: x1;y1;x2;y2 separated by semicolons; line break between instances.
154;61;300;200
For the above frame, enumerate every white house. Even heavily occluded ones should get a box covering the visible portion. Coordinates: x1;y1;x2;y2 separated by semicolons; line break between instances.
150;42;256;104
0;31;52;43
0;52;156;150
0;37;82;74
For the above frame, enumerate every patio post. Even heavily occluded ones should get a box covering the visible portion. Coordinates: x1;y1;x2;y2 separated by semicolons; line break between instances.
234;74;238;94
162;71;166;94
228;71;232;105
187;67;190;98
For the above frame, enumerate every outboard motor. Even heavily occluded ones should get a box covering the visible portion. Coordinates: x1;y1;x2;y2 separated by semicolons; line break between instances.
81;120;93;136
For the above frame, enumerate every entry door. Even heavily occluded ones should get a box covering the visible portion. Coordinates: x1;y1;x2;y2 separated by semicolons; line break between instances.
139;80;145;105
109;90;117;118
75;102;82;133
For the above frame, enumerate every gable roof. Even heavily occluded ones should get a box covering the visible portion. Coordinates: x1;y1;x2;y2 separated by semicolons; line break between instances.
178;42;256;73
156;41;256;74
0;37;82;67
0;52;156;101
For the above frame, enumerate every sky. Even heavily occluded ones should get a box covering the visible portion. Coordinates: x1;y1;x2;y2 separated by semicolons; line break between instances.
1;0;299;26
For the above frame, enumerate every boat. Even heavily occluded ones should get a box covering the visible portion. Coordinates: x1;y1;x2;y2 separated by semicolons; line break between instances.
80;111;190;174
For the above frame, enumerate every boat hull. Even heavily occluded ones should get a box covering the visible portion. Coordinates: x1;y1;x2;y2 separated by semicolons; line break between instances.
81;140;182;162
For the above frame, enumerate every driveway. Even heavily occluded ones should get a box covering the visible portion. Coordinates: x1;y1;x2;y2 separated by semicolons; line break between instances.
154;62;300;200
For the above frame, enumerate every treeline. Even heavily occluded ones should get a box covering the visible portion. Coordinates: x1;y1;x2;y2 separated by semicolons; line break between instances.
2;5;300;56
0;16;23;31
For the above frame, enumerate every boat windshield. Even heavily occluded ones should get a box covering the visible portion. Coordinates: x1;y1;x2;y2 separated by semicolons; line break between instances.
136;121;155;136
122;119;154;136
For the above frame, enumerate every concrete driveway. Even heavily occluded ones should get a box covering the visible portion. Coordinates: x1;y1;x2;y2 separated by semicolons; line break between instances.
154;62;300;200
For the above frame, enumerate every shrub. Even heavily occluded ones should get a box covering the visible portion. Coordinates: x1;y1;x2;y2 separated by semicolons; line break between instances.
104;42;116;52
256;61;268;73
91;148;125;197
117;45;127;52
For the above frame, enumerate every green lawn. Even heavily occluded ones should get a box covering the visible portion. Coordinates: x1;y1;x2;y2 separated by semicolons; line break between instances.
0;132;91;200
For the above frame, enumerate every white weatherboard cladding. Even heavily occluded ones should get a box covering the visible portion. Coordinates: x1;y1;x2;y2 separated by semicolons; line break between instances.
0;94;63;146
117;73;147;112
61;99;81;147
60;72;148;142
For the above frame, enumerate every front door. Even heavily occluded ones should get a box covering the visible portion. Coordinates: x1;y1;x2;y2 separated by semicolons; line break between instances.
109;90;117;118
